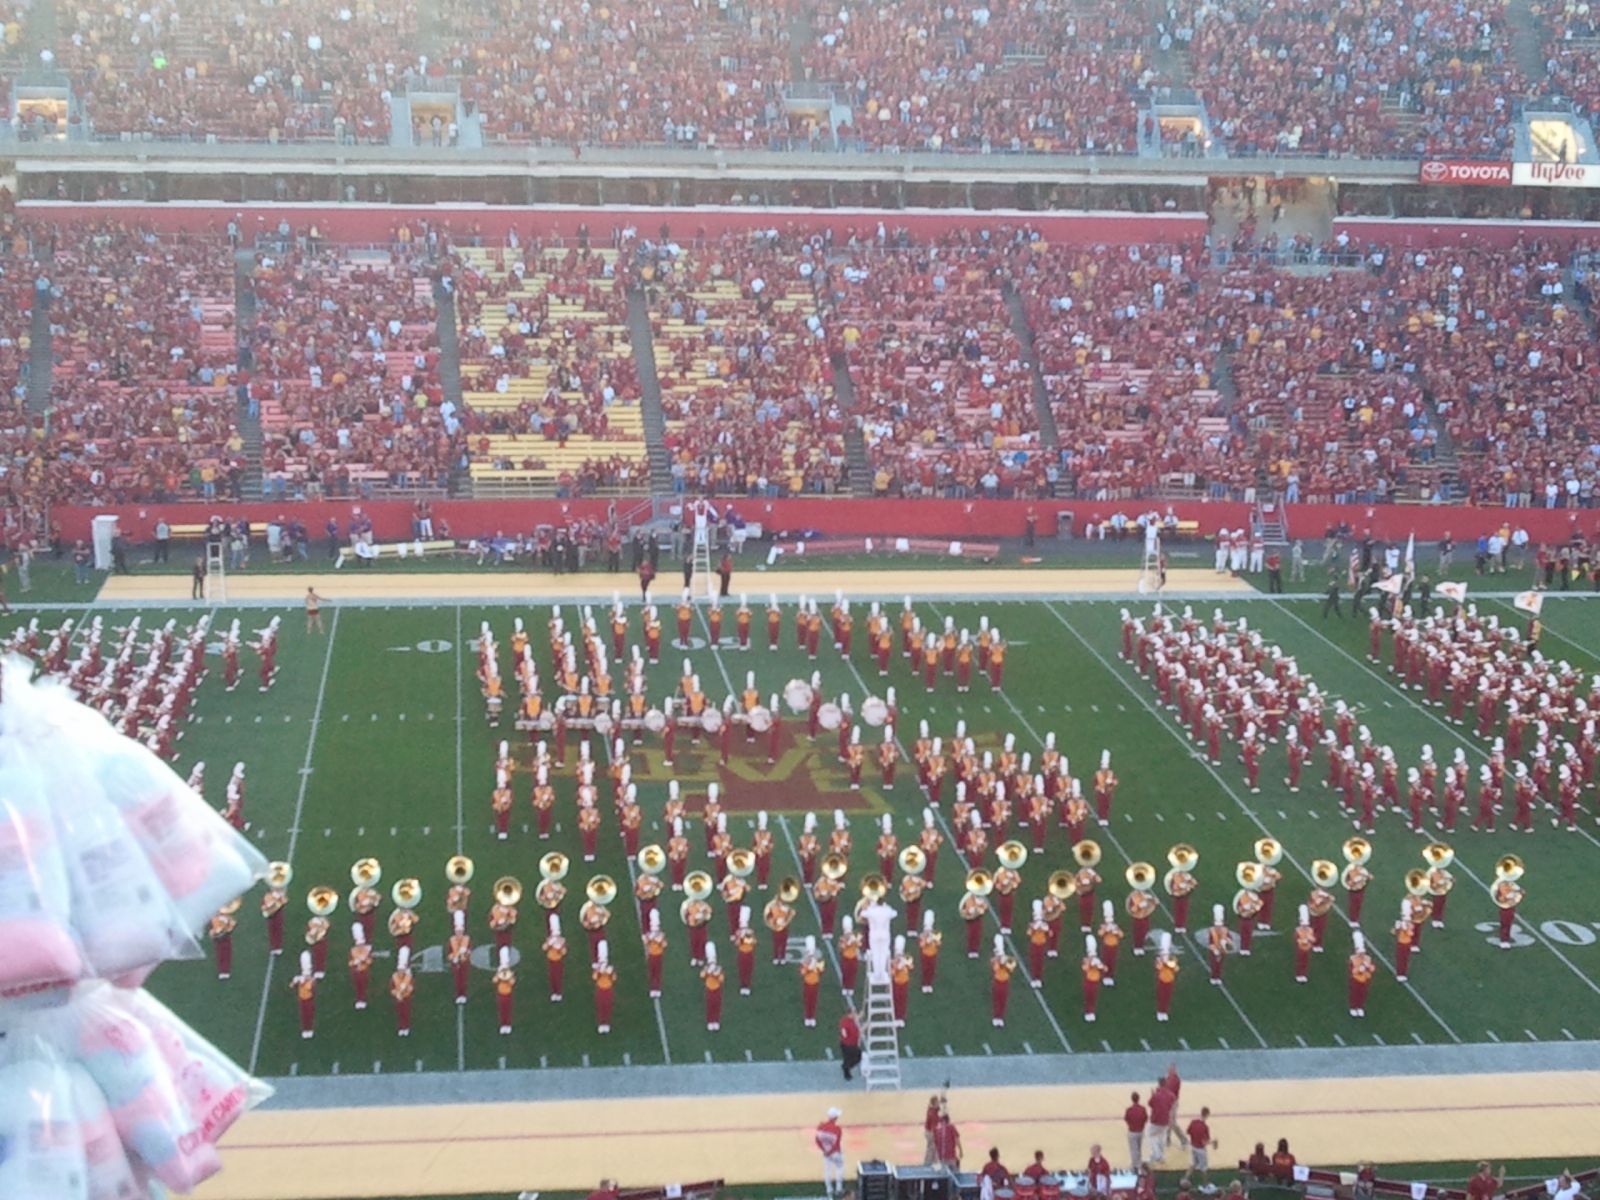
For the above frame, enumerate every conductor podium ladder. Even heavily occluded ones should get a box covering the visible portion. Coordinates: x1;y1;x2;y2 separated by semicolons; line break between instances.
204;539;227;603
860;974;902;1091
1138;525;1162;595
689;498;715;599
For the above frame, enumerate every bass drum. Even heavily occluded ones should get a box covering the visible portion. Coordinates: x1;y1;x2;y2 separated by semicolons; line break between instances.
702;708;725;733
643;708;667;733
860;696;889;727
783;678;814;713
748;706;773;732
817;702;843;731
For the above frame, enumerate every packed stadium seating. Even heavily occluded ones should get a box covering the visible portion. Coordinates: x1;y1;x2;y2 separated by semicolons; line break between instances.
450;240;648;495
247;245;451;496
39;226;239;504
830;234;1046;497
644;233;847;496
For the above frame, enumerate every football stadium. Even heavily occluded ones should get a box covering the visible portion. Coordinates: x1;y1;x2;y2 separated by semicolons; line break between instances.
4;2;1600;1197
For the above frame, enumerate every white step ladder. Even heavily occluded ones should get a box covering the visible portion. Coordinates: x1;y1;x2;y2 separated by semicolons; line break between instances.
860;974;901;1091
690;499;715;599
204;539;227;603
1138;525;1163;595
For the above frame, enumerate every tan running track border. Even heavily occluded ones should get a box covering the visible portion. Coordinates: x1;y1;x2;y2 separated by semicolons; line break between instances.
99;568;1254;605
196;1072;1600;1199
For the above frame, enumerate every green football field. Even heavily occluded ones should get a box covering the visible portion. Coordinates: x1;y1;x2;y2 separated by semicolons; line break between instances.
18;583;1600;1082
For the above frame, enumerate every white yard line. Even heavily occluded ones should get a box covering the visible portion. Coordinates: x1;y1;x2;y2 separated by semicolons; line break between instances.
455;604;466;1073
248;606;341;1075
1043;600;1466;1044
830;610;1074;1053
1267;598;1600;1001
603;733;673;1066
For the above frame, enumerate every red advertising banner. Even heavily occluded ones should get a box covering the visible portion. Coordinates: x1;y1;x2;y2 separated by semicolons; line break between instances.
1418;160;1512;186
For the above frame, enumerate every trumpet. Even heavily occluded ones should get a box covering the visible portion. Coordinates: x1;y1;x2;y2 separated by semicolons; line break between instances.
586;875;619;906
1073;839;1102;869
1048;869;1078;900
1254;837;1283;866
1422;842;1455;870
965;868;995;897
446;855;475;885
860;873;888;902
1310;859;1340;889
996;840;1029;870
266;860;294;890
636;844;667;875
1494;854;1525;883
777;877;803;904
1235;861;1262;890
1404;868;1430;897
820;853;850;882
307;885;339;917
726;848;757;879
898;845;928;877
495;876;523;906
540;851;571;883
1342;837;1372;867
1125;862;1156;891
684;871;716;902
1167;843;1199;871
351;856;382;887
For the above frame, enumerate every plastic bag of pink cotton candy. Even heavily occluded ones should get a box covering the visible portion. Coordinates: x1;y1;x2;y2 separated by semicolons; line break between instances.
7;981;271;1195
5;657;267;945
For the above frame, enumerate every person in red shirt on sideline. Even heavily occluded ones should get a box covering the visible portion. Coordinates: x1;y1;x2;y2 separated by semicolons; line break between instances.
1086;1144;1112;1195
586;1180;620;1200
1163;1061;1184;1144
1186;1106;1218;1193
923;1096;944;1165
980;1148;1013;1192
1146;1078;1176;1163
1020;1151;1051;1183
1124;1090;1149;1168
1467;1162;1506;1200
934;1113;963;1170
838;1007;862;1081
817;1108;846;1199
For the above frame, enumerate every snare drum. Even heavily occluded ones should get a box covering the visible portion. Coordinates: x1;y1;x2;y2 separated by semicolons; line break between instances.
1039;1178;1065;1200
1016;1183;1040;1200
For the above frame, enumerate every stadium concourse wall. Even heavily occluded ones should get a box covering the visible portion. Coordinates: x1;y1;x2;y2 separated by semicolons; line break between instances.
52;498;1600;546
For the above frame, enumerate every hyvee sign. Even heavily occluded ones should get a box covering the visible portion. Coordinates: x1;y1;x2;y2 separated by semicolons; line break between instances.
1512;161;1600;188
1417;160;1512;186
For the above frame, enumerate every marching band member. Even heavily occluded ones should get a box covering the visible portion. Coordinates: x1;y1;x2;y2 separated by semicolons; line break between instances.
837;915;862;991
735;907;758;996
1393;901;1416;982
753;811;774;889
961;880;989;958
209;901;237;980
494;947;517;1036
390;946;415;1037
798;812;821;885
349;923;373;1009
592;939;616;1033
702;942;725;1031
736;594;752;650
990;934;1015;1027
292;951;317;1039
643;909;668;998
764;890;795;964
1082;934;1106;1022
1153;932;1179;1021
1493;860;1526;949
1097;900;1123;986
449;910;473;1005
492;769;513;841
1025;899;1050;986
1347;931;1375;1017
890;935;913;1025
667;817;691;889
1206;904;1230;985
1292;905;1315;983
306;905;331;979
917;911;941;994
720;854;750;938
1075;844;1102;931
993;855;1022;933
544;915;568;1001
262;872;289;956
813;866;843;937
919;808;943;884
767;594;782;652
800;937;824;1026
1094;751;1117;825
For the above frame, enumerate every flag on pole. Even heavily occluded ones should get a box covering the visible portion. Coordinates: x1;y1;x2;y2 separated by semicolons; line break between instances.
1513;590;1544;616
1403;532;1415;578
1436;581;1468;603
1376;575;1405;596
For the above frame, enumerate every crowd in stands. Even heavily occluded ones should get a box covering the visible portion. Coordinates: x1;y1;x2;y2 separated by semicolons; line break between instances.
449;234;647;495
30;0;1594;155
826;229;1046;497
37;224;242;504
247;244;453;496
58;0;405;141
643;230;847;496
1174;0;1525;158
